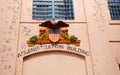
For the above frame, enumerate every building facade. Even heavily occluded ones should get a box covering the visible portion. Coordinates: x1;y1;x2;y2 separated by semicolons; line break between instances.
0;0;120;75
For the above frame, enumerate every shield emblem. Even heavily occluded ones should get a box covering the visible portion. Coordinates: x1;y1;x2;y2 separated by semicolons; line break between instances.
48;29;60;42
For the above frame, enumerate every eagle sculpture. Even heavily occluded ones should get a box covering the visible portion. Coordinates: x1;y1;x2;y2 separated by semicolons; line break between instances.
39;20;69;29
27;20;80;47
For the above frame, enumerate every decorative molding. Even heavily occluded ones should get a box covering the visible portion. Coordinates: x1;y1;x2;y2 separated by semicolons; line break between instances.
27;20;80;47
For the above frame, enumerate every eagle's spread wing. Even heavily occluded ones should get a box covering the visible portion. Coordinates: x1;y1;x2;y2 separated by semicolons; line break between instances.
39;21;52;27
57;21;69;27
39;20;69;29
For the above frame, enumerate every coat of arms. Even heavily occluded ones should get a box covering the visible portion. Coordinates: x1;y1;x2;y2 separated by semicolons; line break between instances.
48;29;60;42
27;20;80;47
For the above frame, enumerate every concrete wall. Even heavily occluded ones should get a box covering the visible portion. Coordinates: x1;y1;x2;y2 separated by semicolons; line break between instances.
0;0;120;75
84;0;120;75
0;0;21;75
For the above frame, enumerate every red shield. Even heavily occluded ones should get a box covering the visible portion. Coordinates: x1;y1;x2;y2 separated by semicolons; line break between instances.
48;30;60;42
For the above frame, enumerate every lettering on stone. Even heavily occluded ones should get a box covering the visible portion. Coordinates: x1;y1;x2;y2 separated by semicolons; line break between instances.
18;44;90;58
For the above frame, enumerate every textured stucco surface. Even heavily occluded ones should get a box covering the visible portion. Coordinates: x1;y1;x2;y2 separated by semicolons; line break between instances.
0;0;21;75
0;0;120;75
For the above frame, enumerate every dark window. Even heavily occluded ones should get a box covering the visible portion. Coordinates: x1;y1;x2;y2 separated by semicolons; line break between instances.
119;64;120;70
108;0;120;20
32;0;74;20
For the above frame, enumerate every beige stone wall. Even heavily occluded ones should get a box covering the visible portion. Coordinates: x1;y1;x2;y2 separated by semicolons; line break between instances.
84;0;120;75
0;0;21;75
0;0;120;75
23;52;86;75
